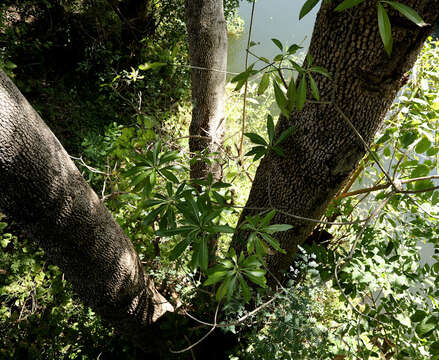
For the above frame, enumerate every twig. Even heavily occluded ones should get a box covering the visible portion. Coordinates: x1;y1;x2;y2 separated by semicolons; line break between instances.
169;302;220;354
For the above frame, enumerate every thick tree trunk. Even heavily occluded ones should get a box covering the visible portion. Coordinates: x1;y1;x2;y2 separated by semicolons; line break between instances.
0;70;173;351
185;0;227;181
232;1;439;278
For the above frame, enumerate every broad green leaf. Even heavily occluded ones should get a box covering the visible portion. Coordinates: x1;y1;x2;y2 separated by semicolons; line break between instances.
204;270;230;286
264;224;293;233
335;0;364;12
260;233;286;254
275;127;294;146
299;0;320;20
432;191;439;206
271;38;283;51
287;77;296;112
216;276;231;301
160;169;179;183
168;238;191;260
244;132;268;146
242;255;263;268
415;316;437;337
273;81;289;116
258;73;270;95
308;73;320;100
143;207;163;226
411;164;430;178
415;137;431;154
238;276;251;302
296;76;307;111
384;1;427;26
287;44;301;54
273;146;285;157
199;238;208;271
243;269;267;288
211;181;232;189
255;237;268;257
378;3;393;56
226;275;237;301
261;210;276;226
267;115;275;143
310;66;331;78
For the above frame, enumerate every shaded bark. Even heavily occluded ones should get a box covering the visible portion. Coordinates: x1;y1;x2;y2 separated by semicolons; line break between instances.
232;0;439;278
0;70;173;351
185;0;227;181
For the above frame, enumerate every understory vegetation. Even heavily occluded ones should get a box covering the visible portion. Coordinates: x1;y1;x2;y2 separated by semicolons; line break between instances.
1;1;439;359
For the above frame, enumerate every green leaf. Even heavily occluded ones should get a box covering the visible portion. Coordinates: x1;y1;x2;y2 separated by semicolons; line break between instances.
244;132;268;146
143;207;163;226
160;169;179;183
411;164;430;178
168;238;191;260
334;0;364;12
299;0;320;20
415;316;437;337
296;76;307;111
287;44;301;54
287;77;296;112
415;137;431;154
275;127;294;146
226;275;237;301
211;181;232;189
273;81;289;116
267;115;275;143
199;238;208;272
260;233;286;254
216;276;231;301
384;1;427;26
204;270;230;286
261;210;276;226
310;66;331;78
271;38;283;51
377;3;393;56
432;191;439;206
243;269;267;288
238;276;251;302
308;73;320;100
264;224;293;233
258;73;270;95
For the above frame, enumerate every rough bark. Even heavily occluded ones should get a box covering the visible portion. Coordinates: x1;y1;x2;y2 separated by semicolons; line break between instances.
0;70;173;351
232;1;439;278
185;0;227;181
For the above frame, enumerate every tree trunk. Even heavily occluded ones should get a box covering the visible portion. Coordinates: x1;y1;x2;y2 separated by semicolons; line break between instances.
232;0;439;278
185;0;227;181
0;70;173;352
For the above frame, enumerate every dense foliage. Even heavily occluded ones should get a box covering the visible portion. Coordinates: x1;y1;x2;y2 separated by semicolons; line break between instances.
1;1;439;359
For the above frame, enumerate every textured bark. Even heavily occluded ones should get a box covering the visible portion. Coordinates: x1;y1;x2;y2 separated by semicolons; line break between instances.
185;0;227;181
232;1;439;277
0;70;173;351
